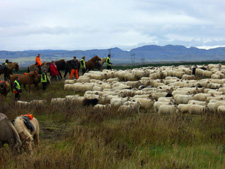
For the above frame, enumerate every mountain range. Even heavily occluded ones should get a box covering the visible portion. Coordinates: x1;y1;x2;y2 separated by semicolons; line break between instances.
0;45;225;66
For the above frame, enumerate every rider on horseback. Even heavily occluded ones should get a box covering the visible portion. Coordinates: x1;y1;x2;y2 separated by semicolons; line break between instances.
1;59;9;71
35;54;42;74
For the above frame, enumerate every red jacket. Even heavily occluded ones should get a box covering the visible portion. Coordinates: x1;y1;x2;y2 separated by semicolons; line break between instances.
50;63;59;76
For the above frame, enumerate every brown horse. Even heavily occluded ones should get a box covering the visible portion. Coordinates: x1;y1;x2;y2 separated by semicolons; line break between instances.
95;57;107;71
10;71;40;92
0;81;10;100
85;55;102;71
0;62;19;80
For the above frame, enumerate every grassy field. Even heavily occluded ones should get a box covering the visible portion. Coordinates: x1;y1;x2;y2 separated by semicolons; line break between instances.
0;73;225;169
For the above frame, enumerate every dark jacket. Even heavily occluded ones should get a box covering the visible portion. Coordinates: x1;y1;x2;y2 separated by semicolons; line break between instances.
71;60;79;69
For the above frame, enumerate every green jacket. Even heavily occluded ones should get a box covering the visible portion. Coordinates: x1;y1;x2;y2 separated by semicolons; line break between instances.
41;73;47;82
13;80;20;92
80;59;86;69
106;57;111;66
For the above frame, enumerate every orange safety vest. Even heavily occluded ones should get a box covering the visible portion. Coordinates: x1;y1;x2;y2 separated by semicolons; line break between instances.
36;56;42;66
21;113;33;120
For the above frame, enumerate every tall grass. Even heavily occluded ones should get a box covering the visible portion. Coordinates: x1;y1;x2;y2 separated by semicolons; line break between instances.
0;79;225;169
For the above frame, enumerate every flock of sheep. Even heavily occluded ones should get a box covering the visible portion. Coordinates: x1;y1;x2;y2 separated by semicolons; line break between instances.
16;63;225;115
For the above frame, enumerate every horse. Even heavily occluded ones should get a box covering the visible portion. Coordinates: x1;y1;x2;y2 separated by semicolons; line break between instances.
13;116;39;153
10;71;40;92
0;113;22;153
85;55;102;71
0;80;10;100
27;62;50;73
64;55;101;78
0;62;19;80
95;57;107;71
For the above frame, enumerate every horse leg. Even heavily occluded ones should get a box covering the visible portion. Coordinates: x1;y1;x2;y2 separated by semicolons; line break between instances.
64;68;69;79
58;71;62;79
33;133;39;145
23;84;27;91
4;72;8;81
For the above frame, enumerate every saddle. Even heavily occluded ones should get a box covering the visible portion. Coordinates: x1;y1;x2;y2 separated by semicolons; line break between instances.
22;116;35;132
0;80;4;88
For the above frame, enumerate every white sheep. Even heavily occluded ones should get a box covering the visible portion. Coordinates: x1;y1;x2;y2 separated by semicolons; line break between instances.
182;74;195;80
64;84;74;90
177;104;190;114
15;101;30;108
72;83;94;92
153;101;171;113
174;94;194;104
202;70;213;78
29;99;47;107
123;100;142;114
217;105;225;113
51;98;66;106
193;93;213;101
64;79;76;84
158;105;178;114
76;76;90;83
125;81;141;88
188;100;206;106
133;97;154;110
65;95;80;104
110;97;128;108
207;101;225;113
107;78;119;83
188;104;207;114
93;104;111;110
117;104;134;113
71;96;85;105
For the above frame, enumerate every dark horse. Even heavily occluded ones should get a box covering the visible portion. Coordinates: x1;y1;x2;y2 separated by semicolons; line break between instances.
64;55;101;78
0;62;19;80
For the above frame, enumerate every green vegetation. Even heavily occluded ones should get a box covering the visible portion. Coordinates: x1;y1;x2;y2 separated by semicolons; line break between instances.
0;76;225;169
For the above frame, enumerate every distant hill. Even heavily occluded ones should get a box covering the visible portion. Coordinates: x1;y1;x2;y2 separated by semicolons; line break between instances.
0;45;225;66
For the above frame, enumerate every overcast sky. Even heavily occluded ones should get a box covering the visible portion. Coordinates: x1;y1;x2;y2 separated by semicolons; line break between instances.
0;0;225;51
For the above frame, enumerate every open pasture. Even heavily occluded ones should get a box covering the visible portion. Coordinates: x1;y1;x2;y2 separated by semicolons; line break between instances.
0;63;225;169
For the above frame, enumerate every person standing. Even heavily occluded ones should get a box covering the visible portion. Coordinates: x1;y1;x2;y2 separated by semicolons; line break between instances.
70;56;79;79
41;69;48;91
106;54;112;70
80;56;86;75
13;76;22;101
50;61;59;80
35;54;42;74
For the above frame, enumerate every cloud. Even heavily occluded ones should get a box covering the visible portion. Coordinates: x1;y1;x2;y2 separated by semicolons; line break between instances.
0;0;225;51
